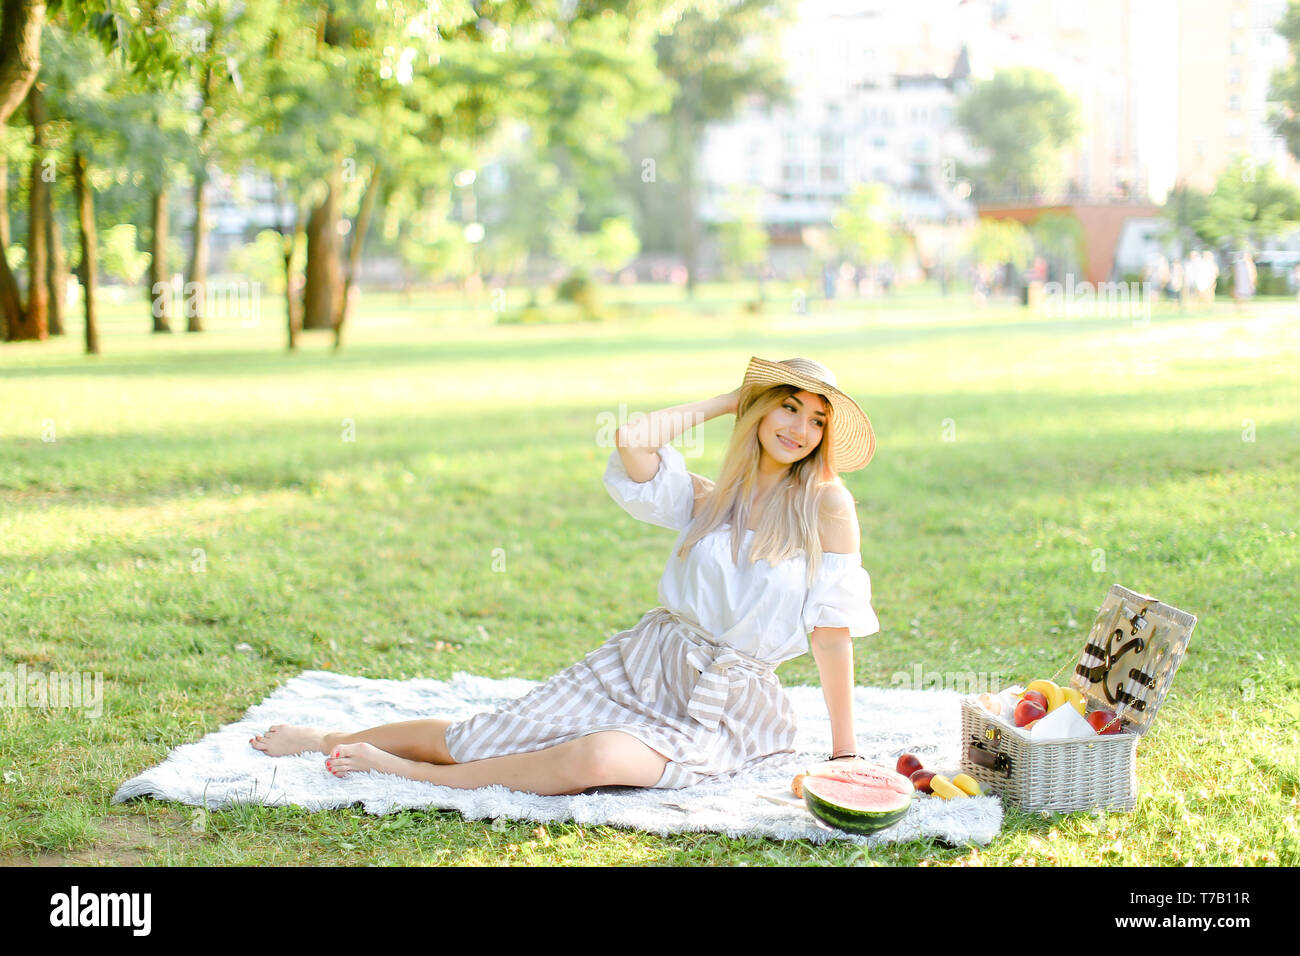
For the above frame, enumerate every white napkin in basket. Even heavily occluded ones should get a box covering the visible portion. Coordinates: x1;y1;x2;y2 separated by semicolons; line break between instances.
1028;701;1096;741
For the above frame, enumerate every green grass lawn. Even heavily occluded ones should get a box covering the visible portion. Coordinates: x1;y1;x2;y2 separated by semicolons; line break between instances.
1;283;1297;866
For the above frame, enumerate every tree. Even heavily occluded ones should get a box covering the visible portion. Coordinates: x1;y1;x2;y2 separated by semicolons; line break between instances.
15;0;188;351
253;1;676;349
954;67;1082;202
832;183;908;269
716;183;768;300
1195;156;1300;253
1027;211;1086;282
0;0;45;339
1159;182;1213;256
650;0;796;297
1268;0;1300;162
968;218;1033;270
175;0;275;333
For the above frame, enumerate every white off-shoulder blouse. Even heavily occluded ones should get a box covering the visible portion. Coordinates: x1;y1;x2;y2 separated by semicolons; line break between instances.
601;442;881;665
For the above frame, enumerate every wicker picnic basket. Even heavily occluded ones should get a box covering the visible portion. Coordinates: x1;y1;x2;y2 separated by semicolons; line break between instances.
959;584;1197;813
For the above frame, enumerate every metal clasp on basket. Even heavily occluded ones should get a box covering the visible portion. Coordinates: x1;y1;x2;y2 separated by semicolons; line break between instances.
967;734;1011;777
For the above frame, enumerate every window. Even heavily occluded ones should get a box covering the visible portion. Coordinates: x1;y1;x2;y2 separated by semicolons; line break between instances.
1230;94;1241;111
820;132;843;153
821;164;841;183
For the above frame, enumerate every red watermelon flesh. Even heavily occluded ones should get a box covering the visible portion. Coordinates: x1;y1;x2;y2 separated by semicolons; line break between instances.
809;763;914;796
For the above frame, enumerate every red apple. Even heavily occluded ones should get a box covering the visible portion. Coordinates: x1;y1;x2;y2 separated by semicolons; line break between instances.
1087;710;1123;735
1014;696;1048;727
910;769;936;793
897;753;924;778
1021;690;1049;711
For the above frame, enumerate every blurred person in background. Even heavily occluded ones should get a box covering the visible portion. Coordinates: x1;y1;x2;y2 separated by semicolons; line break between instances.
1165;257;1184;304
1231;249;1257;312
1202;252;1220;306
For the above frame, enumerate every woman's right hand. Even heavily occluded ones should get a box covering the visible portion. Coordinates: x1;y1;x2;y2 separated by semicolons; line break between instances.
722;387;742;416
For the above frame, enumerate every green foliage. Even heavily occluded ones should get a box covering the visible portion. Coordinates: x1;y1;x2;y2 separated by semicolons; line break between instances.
954;67;1083;200
717;185;769;280
100;224;150;285
968;218;1034;269
551;217;640;276
1159;183;1215;252
1195;156;1300;252
1028;212;1087;275
224;230;292;294
832;183;908;265
1268;0;1300;162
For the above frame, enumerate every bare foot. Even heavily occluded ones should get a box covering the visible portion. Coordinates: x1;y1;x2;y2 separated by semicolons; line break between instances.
250;724;328;757
325;742;413;778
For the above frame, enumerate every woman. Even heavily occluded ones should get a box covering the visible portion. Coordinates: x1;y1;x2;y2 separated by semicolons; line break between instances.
250;356;881;795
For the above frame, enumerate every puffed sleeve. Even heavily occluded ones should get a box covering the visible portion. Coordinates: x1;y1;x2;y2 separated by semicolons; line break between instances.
602;443;696;532
801;551;881;638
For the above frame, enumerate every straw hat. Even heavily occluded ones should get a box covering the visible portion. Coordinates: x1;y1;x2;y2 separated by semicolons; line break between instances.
738;356;876;472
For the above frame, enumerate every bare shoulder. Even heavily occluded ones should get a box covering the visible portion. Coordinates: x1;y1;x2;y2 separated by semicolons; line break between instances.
689;472;715;519
816;482;860;553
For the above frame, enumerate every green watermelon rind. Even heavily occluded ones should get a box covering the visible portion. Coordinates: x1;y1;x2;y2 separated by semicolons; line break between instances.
802;775;912;835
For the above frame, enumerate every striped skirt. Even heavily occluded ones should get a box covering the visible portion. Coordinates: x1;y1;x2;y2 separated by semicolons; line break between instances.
442;606;798;789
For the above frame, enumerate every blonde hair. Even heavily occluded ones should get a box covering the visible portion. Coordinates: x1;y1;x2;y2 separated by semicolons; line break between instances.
676;384;848;589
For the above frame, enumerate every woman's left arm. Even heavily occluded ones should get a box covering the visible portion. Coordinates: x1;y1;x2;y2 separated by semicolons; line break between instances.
809;485;863;757
810;625;856;757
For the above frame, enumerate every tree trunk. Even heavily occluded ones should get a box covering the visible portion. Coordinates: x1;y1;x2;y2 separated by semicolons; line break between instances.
0;145;19;339
276;177;307;351
185;52;217;334
72;150;98;355
333;162;381;352
0;0;45;340
186;160;209;332
0;0;44;124
148;184;171;332
13;78;48;340
45;166;66;335
675;105;699;300
302;160;343;330
0;149;8;248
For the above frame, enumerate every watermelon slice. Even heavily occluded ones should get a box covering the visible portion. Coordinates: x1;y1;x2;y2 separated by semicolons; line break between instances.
803;772;913;835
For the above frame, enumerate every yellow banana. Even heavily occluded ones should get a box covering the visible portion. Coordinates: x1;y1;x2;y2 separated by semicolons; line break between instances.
1060;686;1085;716
930;773;967;799
1026;679;1065;713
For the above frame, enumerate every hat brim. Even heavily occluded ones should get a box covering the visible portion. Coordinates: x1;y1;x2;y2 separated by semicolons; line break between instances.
740;356;875;471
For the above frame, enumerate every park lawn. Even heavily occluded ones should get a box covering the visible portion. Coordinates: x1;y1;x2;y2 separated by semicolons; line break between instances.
0;284;1297;866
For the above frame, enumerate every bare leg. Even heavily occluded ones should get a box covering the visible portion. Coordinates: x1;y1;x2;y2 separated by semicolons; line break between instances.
250;718;455;764
324;731;670;797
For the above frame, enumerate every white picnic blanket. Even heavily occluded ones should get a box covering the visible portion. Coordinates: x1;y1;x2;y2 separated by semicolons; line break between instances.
112;670;1003;847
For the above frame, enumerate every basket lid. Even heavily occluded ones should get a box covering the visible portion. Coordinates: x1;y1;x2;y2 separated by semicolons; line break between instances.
1069;584;1197;736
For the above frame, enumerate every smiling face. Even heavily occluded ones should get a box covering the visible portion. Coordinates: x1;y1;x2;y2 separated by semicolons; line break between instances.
757;389;828;467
